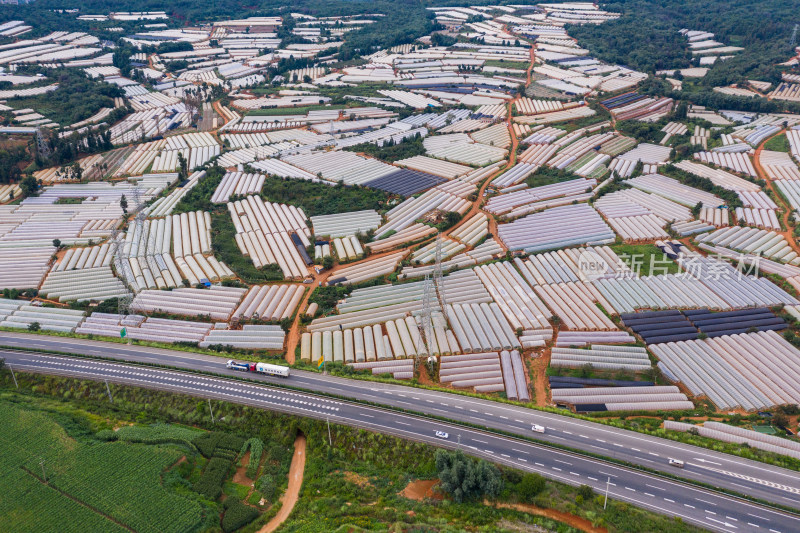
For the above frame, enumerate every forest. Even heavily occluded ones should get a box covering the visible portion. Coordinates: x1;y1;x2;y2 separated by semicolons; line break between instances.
1;0;439;61
8;68;123;126
570;0;798;82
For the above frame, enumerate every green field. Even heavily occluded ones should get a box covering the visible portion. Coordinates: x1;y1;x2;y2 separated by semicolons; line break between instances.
763;133;790;152
610;243;681;276
483;59;530;70
246;104;343;117
0;402;205;533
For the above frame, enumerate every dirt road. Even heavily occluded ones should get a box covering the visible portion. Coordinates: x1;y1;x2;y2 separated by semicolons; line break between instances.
752;129;800;255
258;433;307;533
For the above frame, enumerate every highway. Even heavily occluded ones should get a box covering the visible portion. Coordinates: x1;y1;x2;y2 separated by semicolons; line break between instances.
5;350;799;533
2;332;800;532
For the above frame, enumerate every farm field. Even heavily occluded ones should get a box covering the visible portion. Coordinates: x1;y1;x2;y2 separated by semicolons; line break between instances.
1;1;800;526
0;373;709;533
0;402;203;533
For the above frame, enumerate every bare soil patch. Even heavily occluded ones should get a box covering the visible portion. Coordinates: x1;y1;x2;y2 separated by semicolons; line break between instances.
493;502;607;533
398;479;442;501
233;451;254;486
340;470;372;488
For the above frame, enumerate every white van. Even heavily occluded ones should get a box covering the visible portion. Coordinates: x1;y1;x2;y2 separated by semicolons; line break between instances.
668;458;685;468
531;424;546;434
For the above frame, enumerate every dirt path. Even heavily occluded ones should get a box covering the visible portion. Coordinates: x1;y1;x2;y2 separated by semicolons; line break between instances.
528;352;550;407
284;247;411;363
526;45;534;86
258;434;307;533
23;466;136;533
284;39;536;363
492;501;607;533
753;129;800;255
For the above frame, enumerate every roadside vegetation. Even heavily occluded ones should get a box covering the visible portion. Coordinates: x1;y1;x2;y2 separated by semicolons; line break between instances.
0;370;707;533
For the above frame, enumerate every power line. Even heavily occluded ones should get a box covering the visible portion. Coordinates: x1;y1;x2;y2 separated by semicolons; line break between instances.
110;183;144;318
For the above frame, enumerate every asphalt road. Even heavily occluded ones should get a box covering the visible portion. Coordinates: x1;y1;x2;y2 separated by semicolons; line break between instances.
2;332;800;532
5;350;799;533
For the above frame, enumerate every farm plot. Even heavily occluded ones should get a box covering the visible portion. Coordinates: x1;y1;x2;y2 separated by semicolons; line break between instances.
0;402;203;533
650;330;800;410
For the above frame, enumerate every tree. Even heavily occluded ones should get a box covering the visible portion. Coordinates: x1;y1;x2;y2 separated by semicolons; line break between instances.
256;474;276;501
516;473;546;502
56;162;82;181
120;194;128;215
772;412;789;428
28;321;40;332
177;152;189;181
578;484;594;500
181;89;203;123
435;449;502;503
52;239;61;249
69;161;82;181
20;175;39;197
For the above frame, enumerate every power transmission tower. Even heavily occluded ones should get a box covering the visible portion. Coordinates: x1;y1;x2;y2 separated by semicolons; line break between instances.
419;273;435;356
111;227;135;317
35;127;50;161
417;233;450;359
111;184;144;317
433;232;448;322
791;24;799;49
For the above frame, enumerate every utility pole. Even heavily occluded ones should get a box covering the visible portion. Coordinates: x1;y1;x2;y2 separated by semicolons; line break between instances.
457;434;461;449
604;476;610;509
208;399;215;423
8;364;18;388
104;380;113;402
326;416;332;446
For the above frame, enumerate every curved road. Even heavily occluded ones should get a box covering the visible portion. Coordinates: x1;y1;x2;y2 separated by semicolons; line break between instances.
1;334;799;532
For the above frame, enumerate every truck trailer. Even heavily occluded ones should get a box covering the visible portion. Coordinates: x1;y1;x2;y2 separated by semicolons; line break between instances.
226;360;290;378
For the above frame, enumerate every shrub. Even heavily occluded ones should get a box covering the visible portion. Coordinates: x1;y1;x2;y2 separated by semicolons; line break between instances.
516;473;546;502
435;449;502;503
256;474;276;502
194;431;246;459
193;457;231;500
240;437;264;479
95;429;117;441
221;497;259;532
578;484;594;500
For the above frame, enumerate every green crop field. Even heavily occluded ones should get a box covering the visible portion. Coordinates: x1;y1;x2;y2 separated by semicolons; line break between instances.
0;402;204;533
